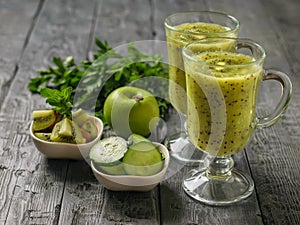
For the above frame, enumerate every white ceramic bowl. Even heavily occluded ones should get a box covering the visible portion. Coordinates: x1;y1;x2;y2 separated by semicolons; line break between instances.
30;116;103;160
91;142;170;191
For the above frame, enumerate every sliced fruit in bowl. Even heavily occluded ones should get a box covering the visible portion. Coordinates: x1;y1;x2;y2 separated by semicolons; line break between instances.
32;109;58;131
31;109;100;143
50;117;86;144
72;108;90;126
30;109;103;160
90;136;128;175
122;141;164;176
81;118;99;142
30;86;104;159
89;134;170;191
34;133;52;141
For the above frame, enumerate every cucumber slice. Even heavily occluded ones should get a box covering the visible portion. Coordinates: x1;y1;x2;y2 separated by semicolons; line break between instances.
127;133;151;146
98;162;126;175
89;136;127;166
123;141;164;176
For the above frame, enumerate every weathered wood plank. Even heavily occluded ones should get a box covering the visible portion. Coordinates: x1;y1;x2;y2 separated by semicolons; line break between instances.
57;161;105;225
0;0;298;225
153;0;263;224
0;0;42;108
207;0;300;224
62;162;160;224
0;0;96;224
58;0;161;224
93;0;153;48
0;1;43;223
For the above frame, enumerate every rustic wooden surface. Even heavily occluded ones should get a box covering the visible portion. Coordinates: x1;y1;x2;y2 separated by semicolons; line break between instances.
0;0;299;224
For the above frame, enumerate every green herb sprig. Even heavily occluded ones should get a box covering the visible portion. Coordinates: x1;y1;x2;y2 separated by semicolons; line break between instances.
29;38;171;124
40;87;73;119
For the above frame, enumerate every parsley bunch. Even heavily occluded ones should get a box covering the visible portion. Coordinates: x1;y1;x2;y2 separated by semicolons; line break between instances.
29;39;171;124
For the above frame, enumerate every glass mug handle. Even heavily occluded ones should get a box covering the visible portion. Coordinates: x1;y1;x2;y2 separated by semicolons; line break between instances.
255;69;292;129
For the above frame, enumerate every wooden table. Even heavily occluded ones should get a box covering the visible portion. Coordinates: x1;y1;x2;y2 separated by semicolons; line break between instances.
0;0;299;224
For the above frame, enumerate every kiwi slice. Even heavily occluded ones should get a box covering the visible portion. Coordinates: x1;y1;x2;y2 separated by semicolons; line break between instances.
59;117;73;136
72;109;89;126
50;118;86;144
80;129;93;143
32;110;56;131
71;121;86;144
123;141;164;176
34;133;52;142
81;119;98;141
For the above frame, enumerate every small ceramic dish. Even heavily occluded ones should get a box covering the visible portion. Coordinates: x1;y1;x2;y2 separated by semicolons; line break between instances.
91;142;170;191
30;116;103;160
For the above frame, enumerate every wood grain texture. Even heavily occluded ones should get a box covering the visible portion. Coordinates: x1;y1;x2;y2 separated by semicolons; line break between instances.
57;161;105;225
0;0;41;109
0;0;96;224
0;1;43;223
0;0;299;224
252;0;300;224
0;0;43;110
93;0;153;48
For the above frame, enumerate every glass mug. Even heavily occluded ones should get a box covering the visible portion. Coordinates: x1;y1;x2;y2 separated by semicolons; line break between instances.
182;37;292;205
164;11;240;165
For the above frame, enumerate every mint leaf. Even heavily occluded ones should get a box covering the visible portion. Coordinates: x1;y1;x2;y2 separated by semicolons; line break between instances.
40;87;73;118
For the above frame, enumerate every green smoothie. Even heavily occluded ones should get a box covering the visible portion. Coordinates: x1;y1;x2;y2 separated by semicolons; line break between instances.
165;22;236;114
185;52;262;156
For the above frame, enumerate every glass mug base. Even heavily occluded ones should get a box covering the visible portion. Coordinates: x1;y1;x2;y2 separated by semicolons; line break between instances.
164;131;205;167
182;167;254;206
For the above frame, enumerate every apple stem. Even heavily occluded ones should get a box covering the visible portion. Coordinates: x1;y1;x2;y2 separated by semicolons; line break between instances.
133;93;144;101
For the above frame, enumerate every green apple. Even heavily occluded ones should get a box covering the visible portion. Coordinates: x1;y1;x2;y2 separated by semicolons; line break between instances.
103;86;159;138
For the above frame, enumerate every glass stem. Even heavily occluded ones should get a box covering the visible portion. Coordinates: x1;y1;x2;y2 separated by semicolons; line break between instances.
180;114;187;133
204;155;234;180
